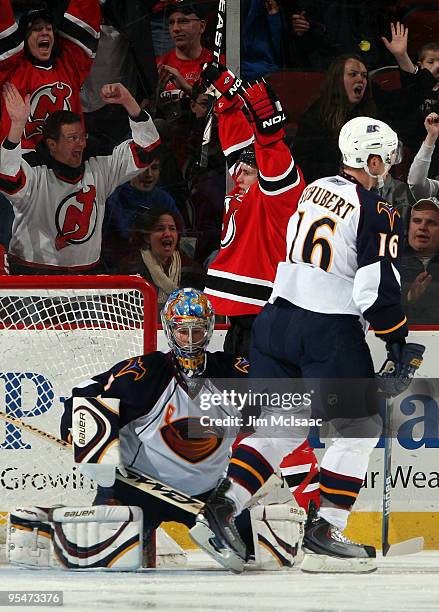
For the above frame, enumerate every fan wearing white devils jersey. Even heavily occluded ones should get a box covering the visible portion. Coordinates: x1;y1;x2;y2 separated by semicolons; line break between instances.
0;82;160;274
191;118;423;574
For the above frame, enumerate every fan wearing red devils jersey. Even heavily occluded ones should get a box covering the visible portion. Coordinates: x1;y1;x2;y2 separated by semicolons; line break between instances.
197;66;306;358
0;82;160;274
0;0;100;150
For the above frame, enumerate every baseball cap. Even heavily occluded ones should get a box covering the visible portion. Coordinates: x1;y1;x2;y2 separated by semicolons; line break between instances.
412;197;439;211
166;1;206;19
18;8;53;36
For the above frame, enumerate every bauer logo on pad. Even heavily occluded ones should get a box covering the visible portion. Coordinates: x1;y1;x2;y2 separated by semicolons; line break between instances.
72;396;121;465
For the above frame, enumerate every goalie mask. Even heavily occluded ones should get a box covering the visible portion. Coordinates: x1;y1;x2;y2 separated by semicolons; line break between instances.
161;288;215;377
338;117;401;188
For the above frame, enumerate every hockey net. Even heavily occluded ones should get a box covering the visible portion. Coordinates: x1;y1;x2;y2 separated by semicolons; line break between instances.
0;275;157;555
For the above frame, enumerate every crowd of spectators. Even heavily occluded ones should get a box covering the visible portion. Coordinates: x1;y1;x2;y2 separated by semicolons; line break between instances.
1;0;439;326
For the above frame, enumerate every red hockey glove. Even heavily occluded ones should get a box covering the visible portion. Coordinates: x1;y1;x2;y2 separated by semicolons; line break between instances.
241;80;286;143
196;63;243;100
215;94;244;114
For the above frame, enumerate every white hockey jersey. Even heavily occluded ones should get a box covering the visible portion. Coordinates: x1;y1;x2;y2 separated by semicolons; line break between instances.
271;173;408;343
0;111;160;269
63;351;249;496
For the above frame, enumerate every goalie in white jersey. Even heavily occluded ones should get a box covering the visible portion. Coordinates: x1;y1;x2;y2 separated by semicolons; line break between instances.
6;288;307;572
191;118;424;574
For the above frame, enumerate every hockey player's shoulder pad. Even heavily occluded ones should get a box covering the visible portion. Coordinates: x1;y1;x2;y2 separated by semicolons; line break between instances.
360;189;402;235
109;351;170;386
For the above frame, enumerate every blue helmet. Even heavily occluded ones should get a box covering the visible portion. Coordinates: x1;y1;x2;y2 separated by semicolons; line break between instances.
161;288;215;377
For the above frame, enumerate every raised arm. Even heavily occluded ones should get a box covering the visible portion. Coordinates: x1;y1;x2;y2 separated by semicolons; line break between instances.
408;113;439;200
3;82;30;143
97;83;161;196
100;82;142;118
240;80;302;192
0;83;33;200
58;0;100;80
0;0;24;85
381;22;416;74
194;63;253;176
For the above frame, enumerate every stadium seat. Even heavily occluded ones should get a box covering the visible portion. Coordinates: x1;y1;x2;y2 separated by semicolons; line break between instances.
401;8;439;57
266;71;326;134
397;0;438;12
369;65;401;91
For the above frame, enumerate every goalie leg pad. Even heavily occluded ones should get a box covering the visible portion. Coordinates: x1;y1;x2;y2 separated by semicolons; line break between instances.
250;502;306;570
50;505;143;570
7;507;52;568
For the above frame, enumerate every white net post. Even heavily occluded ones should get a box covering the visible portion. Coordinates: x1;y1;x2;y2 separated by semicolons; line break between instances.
0;275;156;538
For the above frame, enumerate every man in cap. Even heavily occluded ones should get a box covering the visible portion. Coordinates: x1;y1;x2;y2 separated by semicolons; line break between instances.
0;0;100;149
402;197;439;323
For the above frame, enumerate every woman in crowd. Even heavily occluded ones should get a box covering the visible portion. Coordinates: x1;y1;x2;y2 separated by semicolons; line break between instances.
293;23;438;184
294;53;377;183
124;206;205;311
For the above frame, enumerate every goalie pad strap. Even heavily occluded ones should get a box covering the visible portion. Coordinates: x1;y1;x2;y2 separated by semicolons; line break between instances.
7;507;52;568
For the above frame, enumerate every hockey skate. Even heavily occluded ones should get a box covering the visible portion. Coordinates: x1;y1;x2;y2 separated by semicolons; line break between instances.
189;478;247;573
301;503;376;573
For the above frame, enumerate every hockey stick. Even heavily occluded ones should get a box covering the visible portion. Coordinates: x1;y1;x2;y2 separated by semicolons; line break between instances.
198;0;226;168
0;409;203;515
381;396;424;556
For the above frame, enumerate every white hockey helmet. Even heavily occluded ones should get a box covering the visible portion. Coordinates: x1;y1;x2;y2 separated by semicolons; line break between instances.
339;117;401;184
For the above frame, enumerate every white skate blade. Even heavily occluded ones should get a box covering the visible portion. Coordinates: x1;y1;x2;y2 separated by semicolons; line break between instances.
301;552;377;574
189;521;245;574
384;537;424;557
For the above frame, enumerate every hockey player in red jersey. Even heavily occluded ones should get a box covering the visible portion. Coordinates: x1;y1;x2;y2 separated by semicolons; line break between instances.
197;64;305;357
0;0;100;149
196;64;320;514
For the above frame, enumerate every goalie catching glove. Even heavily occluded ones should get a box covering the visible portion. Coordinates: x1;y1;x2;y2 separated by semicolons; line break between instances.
241;79;286;143
376;342;425;397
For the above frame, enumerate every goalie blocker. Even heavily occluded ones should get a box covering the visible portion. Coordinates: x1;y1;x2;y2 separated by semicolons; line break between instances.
7;506;143;571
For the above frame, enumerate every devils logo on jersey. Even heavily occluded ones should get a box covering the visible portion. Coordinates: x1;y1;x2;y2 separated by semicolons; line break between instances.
24;82;73;140
160;404;224;463
221;195;242;248
55;186;97;250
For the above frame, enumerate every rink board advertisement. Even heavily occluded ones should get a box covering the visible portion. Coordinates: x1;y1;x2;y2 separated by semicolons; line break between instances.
0;328;438;514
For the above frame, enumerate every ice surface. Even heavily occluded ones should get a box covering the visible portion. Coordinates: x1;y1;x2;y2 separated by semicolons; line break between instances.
1;550;438;612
